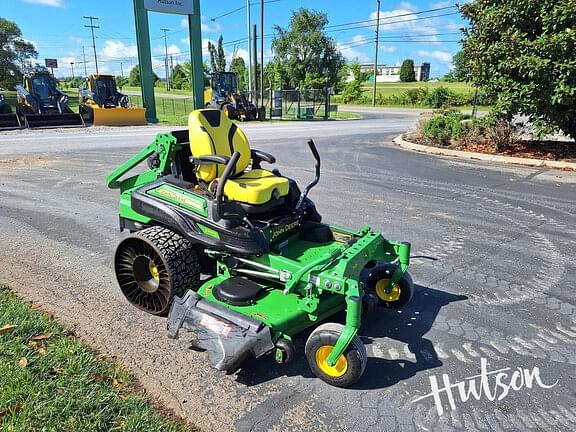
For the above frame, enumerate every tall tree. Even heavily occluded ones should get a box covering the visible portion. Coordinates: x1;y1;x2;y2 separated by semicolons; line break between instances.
451;50;469;82
230;56;247;90
128;65;159;86
170;64;187;90
0;18;37;88
208;36;226;73
461;0;576;139
270;8;344;89
399;59;416;82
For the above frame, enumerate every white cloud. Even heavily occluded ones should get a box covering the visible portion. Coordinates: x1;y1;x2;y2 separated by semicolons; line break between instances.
416;49;453;62
399;1;417;11
180;16;222;33
100;40;138;59
68;36;83;44
431;1;452;8
153;44;182;56
22;0;64;6
370;8;441;43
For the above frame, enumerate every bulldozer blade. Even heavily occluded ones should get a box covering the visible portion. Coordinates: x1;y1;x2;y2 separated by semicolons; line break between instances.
0;113;22;130
23;113;85;129
91;107;147;126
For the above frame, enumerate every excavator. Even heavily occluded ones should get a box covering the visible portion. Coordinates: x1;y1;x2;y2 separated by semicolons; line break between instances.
16;71;84;128
0;92;22;130
79;74;147;126
204;71;258;121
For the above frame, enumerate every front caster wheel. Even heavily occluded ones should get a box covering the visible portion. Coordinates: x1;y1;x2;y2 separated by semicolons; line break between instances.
114;226;200;316
365;264;414;309
305;323;367;387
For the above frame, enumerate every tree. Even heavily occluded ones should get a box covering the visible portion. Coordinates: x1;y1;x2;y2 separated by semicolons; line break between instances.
399;59;416;82
128;65;159;86
460;1;576;139
0;18;37;89
270;8;344;89
116;76;129;89
230;56;247;91
208;36;226;73
340;63;364;103
451;50;469;82
170;64;187;89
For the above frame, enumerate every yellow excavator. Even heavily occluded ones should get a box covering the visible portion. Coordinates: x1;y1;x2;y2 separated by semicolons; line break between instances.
79;74;147;126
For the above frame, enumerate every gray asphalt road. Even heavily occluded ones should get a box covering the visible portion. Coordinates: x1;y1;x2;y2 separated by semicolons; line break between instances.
0;112;575;432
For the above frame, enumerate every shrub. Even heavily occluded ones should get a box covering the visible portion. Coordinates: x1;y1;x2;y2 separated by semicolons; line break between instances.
425;87;453;108
423;111;470;146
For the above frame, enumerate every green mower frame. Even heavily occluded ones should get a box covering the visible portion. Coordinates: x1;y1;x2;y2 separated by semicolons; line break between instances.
107;117;412;387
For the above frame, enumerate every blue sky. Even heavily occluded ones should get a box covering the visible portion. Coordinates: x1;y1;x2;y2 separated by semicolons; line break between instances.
2;0;465;79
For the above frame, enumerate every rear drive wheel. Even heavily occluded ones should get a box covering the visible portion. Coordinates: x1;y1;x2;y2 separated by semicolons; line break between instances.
114;226;200;316
365;264;414;309
305;323;367;387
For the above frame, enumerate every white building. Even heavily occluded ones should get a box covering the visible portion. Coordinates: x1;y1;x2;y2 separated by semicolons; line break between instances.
351;63;431;82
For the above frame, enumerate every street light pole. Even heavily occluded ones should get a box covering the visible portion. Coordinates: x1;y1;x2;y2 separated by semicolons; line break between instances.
372;0;380;107
246;0;252;96
70;62;75;78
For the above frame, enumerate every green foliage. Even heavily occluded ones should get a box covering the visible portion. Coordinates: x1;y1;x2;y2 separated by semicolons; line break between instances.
0;285;190;431
340;63;364;103
451;50;469;82
128;66;159;87
460;0;576;139
271;8;344;89
423;111;470;145
208;36;226;73
230;57;247;91
169;64;187;90
0;18;37;89
399;59;416;82
116;75;129;89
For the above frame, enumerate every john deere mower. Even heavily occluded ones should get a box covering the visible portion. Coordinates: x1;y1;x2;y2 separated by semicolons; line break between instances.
16;71;84;128
79;74;147;126
204;72;258;121
0;92;22;130
107;109;413;387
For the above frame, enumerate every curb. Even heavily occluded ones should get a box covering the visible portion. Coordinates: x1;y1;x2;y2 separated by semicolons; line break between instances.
393;135;576;170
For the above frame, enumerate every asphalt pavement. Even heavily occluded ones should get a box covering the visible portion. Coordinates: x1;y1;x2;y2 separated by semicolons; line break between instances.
0;110;575;431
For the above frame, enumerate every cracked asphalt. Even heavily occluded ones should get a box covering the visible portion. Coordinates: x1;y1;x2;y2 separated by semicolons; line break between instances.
0;108;575;431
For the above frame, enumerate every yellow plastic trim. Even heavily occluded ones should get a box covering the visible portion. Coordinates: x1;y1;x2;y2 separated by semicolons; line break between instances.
375;279;401;302
316;345;348;378
222;169;289;205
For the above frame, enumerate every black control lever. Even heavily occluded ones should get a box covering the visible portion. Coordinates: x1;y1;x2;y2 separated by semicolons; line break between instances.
296;139;321;211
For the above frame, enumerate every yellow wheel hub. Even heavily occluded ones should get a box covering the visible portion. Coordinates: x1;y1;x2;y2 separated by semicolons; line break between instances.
315;345;348;378
148;260;160;282
375;278;401;302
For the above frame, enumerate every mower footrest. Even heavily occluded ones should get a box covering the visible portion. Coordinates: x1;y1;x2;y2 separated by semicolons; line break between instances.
167;291;274;373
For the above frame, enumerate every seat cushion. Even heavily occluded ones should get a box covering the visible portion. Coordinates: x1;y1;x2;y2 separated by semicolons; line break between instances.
188;109;251;182
218;169;289;205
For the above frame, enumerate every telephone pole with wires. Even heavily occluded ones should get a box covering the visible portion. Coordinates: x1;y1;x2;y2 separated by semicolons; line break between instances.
246;0;253;95
161;28;170;91
372;0;380;107
83;16;100;74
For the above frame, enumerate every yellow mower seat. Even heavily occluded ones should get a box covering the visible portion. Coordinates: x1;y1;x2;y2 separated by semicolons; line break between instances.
189;109;289;206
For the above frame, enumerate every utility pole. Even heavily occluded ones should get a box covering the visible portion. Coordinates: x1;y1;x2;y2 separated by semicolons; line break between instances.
260;0;264;117
70;62;75;78
82;46;88;77
246;0;252;96
170;55;174;84
161;28;170;91
120;62;124;77
253;24;258;107
372;0;380;107
83;16;100;74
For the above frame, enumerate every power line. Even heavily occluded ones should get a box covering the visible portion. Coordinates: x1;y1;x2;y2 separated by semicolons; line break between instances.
161;28;170;90
210;0;283;21
83;16;100;74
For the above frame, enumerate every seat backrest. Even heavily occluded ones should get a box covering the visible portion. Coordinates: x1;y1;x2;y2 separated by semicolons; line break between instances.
189;109;251;182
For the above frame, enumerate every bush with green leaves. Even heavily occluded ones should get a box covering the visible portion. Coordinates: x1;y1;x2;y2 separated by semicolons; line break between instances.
423;111;471;146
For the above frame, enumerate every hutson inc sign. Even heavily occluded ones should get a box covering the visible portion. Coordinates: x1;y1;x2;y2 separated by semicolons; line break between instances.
143;0;194;15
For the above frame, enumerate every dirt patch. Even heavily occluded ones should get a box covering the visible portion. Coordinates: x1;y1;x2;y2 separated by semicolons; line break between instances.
0;157;63;169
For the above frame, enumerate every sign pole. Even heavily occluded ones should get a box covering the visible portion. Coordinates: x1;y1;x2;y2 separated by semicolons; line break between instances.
188;0;204;110
133;0;157;123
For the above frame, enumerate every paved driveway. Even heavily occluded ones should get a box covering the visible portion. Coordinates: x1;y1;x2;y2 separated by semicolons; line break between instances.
0;111;574;431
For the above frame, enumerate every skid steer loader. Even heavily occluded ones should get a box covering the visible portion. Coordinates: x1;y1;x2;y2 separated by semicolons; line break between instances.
79;74;147;126
204;72;258;121
16;71;84;128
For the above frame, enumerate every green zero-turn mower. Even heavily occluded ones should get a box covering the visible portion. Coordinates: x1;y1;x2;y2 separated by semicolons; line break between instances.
107;109;413;387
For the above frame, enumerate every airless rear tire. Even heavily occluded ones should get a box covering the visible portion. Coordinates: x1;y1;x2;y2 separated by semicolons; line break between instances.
305;323;367;387
114;226;200;316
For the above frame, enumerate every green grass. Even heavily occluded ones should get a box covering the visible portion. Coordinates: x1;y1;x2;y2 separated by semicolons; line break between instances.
0;284;193;432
